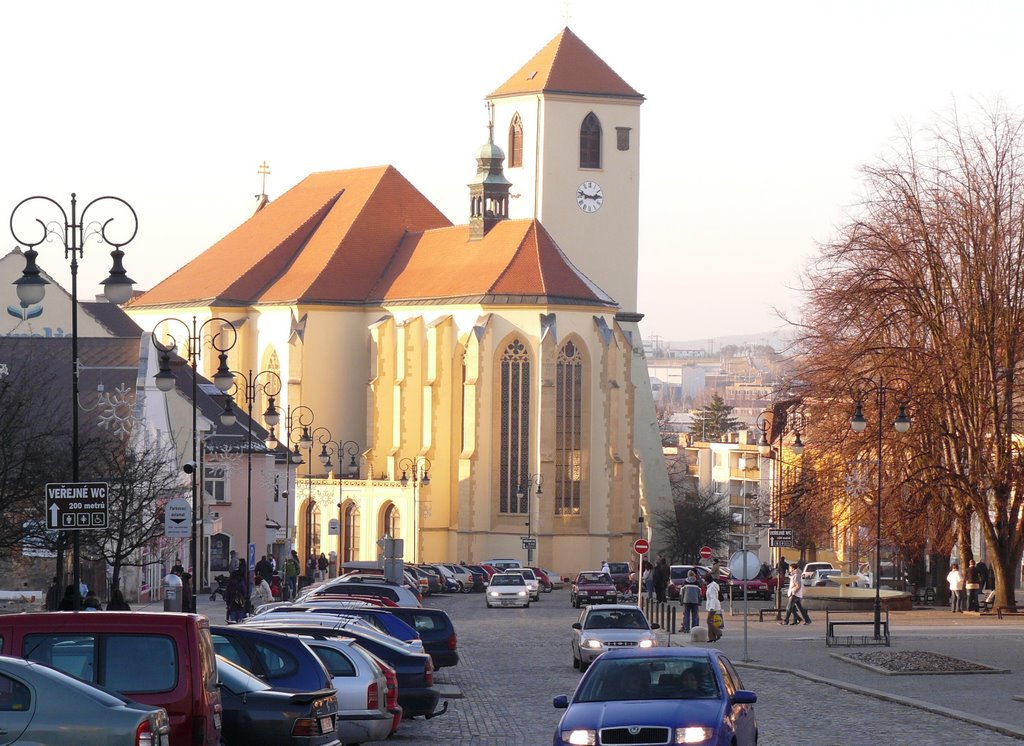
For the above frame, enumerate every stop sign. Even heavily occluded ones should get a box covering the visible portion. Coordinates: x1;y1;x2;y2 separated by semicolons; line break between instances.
633;539;650;555
699;545;713;560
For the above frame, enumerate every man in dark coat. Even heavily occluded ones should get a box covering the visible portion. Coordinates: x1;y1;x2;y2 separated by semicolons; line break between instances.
652;556;669;602
255;555;274;584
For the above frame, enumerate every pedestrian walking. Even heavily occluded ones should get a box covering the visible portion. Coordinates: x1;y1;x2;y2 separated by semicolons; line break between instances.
251;575;273;608
706;577;723;641
45;576;60;612
225;569;248;623
975;560;989;592
947;563;964;612
106;588;131;611
642;559;654;600
180;572;195;614
653;556;669;603
306;554;317;582
255;555;274;583
285;550;300;599
680;569;702;633
57;585;77;610
781;564;811;625
964;559;981;611
317;553;329;580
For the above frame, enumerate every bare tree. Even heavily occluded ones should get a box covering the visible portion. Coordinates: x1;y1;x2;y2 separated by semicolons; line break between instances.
793;103;1024;607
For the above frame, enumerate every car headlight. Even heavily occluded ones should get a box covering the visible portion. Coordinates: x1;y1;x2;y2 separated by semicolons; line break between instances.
638;639;655;648
563;729;596;745
488;591;500;597
518;590;528;596
675;726;714;743
584;638;603;649
578;590;589;595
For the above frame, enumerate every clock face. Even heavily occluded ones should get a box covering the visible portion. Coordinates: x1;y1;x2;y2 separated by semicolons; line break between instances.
576;180;604;213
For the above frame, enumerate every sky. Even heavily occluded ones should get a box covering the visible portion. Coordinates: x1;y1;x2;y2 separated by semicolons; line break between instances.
3;1;1023;342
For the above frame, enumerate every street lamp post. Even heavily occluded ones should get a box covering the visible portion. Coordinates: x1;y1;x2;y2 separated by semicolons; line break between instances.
318;438;361;568
219;369;281;594
517;474;543;566
399;457;431;562
266;405;314;600
11;193;139;610
850;375;911;642
152;316;237;611
757;407;805;620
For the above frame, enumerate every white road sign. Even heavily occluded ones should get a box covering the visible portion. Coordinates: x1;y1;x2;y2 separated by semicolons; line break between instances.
164;497;192;539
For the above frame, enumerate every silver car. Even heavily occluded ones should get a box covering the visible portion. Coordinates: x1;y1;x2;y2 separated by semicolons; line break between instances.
485;573;531;608
505;568;541;600
0;655;171;745
302;637;394;744
571;604;659;672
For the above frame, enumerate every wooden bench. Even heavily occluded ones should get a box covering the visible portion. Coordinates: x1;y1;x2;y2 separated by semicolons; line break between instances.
997;606;1021;619
825;609;890;647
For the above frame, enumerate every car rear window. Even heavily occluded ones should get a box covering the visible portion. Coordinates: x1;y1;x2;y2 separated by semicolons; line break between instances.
407;613;445;633
23;633;178;694
310;645;358;677
608;563;630;573
0;674;31;711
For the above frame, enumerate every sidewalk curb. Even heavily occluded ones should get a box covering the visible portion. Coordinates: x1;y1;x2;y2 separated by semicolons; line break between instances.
735;661;1024;742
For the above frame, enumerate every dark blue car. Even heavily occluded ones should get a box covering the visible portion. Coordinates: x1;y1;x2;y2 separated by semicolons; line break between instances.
257;603;421;644
552;647;757;746
210;625;333;694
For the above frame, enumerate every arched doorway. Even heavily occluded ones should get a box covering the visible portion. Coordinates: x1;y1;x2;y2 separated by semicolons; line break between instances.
381;503;401;541
302;499;322;568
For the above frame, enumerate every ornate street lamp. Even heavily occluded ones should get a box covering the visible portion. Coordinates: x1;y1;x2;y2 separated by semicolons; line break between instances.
517;474;543;566
152;316;236;609
850;374;911;642
265;404;313;600
11;193;138;609
319;438;361;568
399;457;431;562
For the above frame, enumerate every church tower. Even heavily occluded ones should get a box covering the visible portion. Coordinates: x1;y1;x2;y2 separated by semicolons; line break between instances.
468;111;513;240
487;28;644;315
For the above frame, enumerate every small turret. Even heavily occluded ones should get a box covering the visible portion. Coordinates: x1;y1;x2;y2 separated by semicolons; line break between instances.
468;106;512;240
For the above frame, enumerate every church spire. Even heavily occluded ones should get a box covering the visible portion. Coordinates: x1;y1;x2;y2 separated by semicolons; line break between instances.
468;102;512;241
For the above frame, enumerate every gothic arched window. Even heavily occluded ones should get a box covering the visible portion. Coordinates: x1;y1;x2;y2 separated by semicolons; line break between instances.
508;113;524;168
556;341;584;515
343;503;361;563
382;503;401;540
580;113;602;169
500;339;530;514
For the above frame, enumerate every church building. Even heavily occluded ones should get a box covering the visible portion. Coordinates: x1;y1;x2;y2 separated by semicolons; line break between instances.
126;28;670;575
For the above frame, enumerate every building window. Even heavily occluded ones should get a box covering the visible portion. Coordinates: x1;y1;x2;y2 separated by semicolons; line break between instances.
508;113;523;168
580;113;602;169
500;339;531;514
555;341;583;516
616;126;631;151
204;465;227;502
382;503;400;540
343;504;360;563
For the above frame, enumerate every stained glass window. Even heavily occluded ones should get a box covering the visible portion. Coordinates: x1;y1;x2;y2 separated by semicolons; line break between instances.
508;113;523;168
500;339;530;513
556;341;583;515
580;113;602;169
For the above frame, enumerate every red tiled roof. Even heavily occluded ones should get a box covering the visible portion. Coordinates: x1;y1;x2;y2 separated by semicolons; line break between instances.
490;27;642;100
370;220;612;306
130;167;451;307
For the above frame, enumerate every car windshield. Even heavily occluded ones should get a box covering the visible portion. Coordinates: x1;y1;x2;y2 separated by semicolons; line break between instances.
576;658;720;702
670;566;693;581
585;609;650;630
607;563;630;574
217;655;271;695
578;573;611;585
490;575;525;586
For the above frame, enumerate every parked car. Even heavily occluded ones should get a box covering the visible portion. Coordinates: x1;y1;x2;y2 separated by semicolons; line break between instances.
240;614;425;655
570;604;659;672
667;564;712;600
605;562;633;592
552;647;758;746
461;564;490;591
0;655;171;746
333;573;423;602
301;637;394;744
0;611;223;746
485;573;531;608
441;563;476;593
482;558;522;571
721;569;770;599
505;567;541;600
542;569;565;589
406;565;435;596
813;568;846;587
528;566;554;592
216;655;340;746
801;561;835;583
383;606;460;669
305;579;422;607
210;625;336;693
415;565;449;594
255;602;421;644
570;571;619;608
426;564;461;593
237;620;443;720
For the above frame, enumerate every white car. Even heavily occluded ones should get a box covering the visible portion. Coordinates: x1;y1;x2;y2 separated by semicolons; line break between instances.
801;562;834;583
485;573;531;608
483;558;523;571
571;604;659;672
441;563;475;593
505;568;541;600
542;569;565;590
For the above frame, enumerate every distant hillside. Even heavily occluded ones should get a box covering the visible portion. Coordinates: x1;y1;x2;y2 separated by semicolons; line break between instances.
663;327;795;355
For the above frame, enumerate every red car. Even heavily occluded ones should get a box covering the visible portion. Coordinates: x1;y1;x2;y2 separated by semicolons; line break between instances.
570;571;619;607
528;567;554;593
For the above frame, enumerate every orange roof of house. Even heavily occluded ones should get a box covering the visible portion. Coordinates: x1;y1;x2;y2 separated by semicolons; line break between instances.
490;27;642;100
130;167;451;307
370;219;613;306
131;168;613;309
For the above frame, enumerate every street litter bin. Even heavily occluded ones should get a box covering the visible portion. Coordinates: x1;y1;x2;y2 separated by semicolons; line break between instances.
163;572;183;612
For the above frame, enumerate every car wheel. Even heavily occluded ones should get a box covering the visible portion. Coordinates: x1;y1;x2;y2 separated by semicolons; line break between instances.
525;601;531;608
572;651;580;670
579;659;589;673
543;584;552;593
572;597;579;608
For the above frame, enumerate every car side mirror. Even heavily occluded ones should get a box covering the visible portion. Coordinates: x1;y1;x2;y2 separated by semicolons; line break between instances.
650;622;660;630
731;690;757;705
553;695;569;709
571;622;582;630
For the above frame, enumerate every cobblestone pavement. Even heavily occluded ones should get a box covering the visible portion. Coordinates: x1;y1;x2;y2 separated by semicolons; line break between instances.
315;592;1023;745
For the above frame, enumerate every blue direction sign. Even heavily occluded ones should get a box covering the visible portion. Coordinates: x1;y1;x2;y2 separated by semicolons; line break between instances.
45;482;109;530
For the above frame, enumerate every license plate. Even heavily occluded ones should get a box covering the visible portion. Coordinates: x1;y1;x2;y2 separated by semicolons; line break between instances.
501;600;515;606
319;716;334;734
